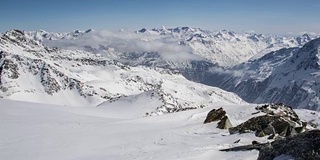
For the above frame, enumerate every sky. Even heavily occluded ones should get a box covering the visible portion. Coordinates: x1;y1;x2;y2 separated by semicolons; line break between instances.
1;0;320;34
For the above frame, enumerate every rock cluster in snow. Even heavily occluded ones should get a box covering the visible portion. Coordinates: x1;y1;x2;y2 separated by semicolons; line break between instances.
219;104;319;159
229;103;313;139
220;130;320;160
258;130;320;160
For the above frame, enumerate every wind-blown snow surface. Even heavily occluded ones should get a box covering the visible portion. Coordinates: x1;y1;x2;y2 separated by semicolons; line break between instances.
1;99;319;160
0;99;260;160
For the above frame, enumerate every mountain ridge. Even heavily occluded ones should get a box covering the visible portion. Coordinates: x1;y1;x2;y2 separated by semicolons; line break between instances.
25;27;318;67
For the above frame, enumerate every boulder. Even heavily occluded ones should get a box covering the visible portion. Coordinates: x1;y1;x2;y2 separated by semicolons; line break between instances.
204;107;226;124
220;142;268;152
258;130;320;160
204;107;232;129
217;116;233;129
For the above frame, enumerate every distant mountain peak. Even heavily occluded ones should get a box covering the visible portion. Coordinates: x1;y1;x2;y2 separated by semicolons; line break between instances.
137;28;147;33
1;29;42;49
5;29;25;36
302;33;311;37
296;33;312;45
74;29;81;34
85;29;94;33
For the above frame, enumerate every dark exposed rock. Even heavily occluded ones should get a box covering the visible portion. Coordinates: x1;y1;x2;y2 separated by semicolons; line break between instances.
221;130;320;160
138;28;147;33
0;59;20;80
204;107;233;129
229;103;310;139
233;139;240;144
258;130;320;160
229;115;298;137
220;142;269;152
217;115;233;129
40;65;61;95
204;107;226;124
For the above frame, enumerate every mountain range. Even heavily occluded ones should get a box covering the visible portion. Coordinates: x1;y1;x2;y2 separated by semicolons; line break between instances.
0;29;245;116
1;27;320;111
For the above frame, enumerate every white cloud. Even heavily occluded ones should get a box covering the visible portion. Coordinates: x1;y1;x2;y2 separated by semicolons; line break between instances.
45;30;203;62
208;67;245;77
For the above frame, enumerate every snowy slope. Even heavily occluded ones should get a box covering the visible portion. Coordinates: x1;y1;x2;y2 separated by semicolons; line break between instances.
0;99;259;160
0;29;245;115
1;99;318;160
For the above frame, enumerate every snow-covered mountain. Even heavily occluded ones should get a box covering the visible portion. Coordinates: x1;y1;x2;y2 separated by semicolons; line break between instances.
26;27;316;67
6;27;320;111
0;29;245;115
203;37;320;110
2;28;320;160
24;29;94;41
135;26;316;66
129;27;320;110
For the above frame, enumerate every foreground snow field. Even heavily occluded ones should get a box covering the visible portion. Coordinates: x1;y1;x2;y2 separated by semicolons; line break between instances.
1;100;319;160
0;99;263;160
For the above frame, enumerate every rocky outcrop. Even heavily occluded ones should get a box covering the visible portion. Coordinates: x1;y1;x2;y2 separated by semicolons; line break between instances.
220;141;268;152
229;104;311;139
204;107;226;124
258;130;320;160
221;130;320;160
204;107;232;129
217;115;233;129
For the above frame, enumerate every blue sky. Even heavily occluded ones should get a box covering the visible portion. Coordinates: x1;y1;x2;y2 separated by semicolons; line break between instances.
1;0;320;34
